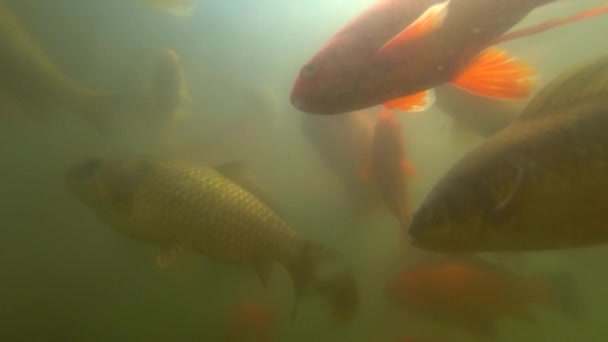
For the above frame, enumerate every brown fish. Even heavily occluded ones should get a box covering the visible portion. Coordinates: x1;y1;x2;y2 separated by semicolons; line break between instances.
408;54;608;252
64;159;358;321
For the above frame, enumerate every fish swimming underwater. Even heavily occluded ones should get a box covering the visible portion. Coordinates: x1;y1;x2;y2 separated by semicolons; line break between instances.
385;256;581;338
291;0;608;115
361;109;416;236
0;3;126;130
300;110;379;216
64;159;358;321
151;49;192;123
408;54;608;252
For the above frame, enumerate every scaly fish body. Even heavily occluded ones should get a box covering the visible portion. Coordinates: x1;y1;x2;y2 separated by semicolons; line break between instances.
66;159;296;264
291;0;553;114
0;4;120;127
409;55;608;252
65;159;360;321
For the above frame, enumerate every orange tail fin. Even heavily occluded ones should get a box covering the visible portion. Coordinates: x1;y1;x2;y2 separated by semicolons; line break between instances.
450;48;537;99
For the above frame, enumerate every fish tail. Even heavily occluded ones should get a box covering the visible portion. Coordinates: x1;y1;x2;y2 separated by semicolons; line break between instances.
529;273;584;318
285;239;358;323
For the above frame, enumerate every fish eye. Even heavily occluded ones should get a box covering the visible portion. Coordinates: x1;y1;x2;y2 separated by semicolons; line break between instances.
301;63;317;77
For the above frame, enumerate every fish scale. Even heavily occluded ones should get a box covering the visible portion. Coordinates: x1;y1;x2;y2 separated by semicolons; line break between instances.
66;159;360;322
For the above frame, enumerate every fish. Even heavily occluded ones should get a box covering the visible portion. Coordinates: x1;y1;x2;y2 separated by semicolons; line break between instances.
0;3;125;130
291;0;608;115
64;158;358;321
384;256;581;338
408;54;608;252
223;299;278;342
361;109;416;237
150;49;192;124
142;0;199;17
300;110;379;216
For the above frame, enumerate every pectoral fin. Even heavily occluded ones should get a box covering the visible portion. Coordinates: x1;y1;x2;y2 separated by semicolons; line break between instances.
383;89;435;112
490;162;530;224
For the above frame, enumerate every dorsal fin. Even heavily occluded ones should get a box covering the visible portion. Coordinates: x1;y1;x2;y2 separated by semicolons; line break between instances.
520;55;608;119
214;161;284;218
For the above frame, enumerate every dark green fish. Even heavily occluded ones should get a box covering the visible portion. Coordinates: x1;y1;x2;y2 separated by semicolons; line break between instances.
408;55;608;252
0;3;123;128
64;159;358;321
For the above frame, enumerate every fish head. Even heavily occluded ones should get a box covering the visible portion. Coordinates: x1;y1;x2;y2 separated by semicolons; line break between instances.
407;169;495;252
65;159;150;218
290;35;369;114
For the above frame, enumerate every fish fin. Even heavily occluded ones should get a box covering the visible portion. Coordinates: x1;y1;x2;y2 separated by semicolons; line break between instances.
252;261;273;289
143;0;198;17
285;240;358;323
490;160;531;224
383;89;435;112
450;48;537;99
214;161;285;218
156;244;183;269
530;273;584;319
520;55;608;119
401;159;417;179
376;0;450;58
493;5;608;46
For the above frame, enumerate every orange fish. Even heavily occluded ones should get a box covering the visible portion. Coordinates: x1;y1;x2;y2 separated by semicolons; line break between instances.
291;0;608;115
223;299;278;342
361;109;416;237
384;257;582;338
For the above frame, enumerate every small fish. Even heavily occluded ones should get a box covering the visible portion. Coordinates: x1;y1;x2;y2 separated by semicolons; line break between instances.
291;0;608;115
64;159;358;321
151;49;192;123
223;299;278;342
142;0;199;17
0;3;126;131
361;109;416;237
385;257;581;338
408;54;608;252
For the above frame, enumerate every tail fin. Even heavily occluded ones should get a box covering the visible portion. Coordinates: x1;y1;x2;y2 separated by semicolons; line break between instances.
284;239;359;323
529;273;583;318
